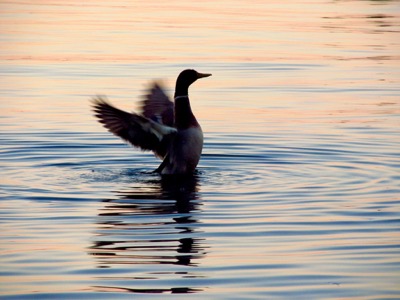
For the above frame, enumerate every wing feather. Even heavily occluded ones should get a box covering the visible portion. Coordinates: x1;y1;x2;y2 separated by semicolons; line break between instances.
92;96;176;158
140;82;174;127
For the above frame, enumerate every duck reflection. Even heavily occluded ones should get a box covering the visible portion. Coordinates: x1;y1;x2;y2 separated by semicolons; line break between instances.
89;174;206;270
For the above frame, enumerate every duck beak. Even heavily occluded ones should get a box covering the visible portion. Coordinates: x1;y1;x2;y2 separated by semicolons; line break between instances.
197;72;212;79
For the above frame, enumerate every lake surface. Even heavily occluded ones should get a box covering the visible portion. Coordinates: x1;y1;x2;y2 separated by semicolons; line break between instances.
1;0;399;299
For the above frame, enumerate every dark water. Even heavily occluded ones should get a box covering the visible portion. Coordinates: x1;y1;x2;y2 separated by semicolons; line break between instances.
1;1;400;299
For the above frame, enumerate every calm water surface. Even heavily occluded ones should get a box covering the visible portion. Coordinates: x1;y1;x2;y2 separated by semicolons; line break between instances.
1;0;400;299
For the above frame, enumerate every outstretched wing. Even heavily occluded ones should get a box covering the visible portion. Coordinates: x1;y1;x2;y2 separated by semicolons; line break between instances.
140;82;174;127
92;96;176;158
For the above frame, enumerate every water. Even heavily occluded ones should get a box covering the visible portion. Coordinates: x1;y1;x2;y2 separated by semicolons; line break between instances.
1;0;400;299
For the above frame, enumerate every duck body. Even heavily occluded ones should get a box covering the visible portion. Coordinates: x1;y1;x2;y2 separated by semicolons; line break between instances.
92;69;211;175
161;124;203;175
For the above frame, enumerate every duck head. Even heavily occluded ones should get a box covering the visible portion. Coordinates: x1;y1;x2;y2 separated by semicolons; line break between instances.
174;69;212;97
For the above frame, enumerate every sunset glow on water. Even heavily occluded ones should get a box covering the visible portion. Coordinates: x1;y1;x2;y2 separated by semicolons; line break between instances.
1;1;399;299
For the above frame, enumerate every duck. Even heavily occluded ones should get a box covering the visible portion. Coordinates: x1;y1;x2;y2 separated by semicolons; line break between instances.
92;69;211;175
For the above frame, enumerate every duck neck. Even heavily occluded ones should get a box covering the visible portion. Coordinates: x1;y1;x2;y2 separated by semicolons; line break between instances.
174;82;189;99
174;96;198;129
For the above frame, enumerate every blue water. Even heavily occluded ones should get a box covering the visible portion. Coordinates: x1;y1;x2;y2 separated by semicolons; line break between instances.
1;1;400;299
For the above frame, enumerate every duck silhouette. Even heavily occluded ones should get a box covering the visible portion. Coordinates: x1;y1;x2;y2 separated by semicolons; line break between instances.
92;69;211;174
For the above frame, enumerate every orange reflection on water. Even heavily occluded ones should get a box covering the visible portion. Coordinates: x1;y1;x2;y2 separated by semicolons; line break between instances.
0;1;399;297
1;0;399;63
